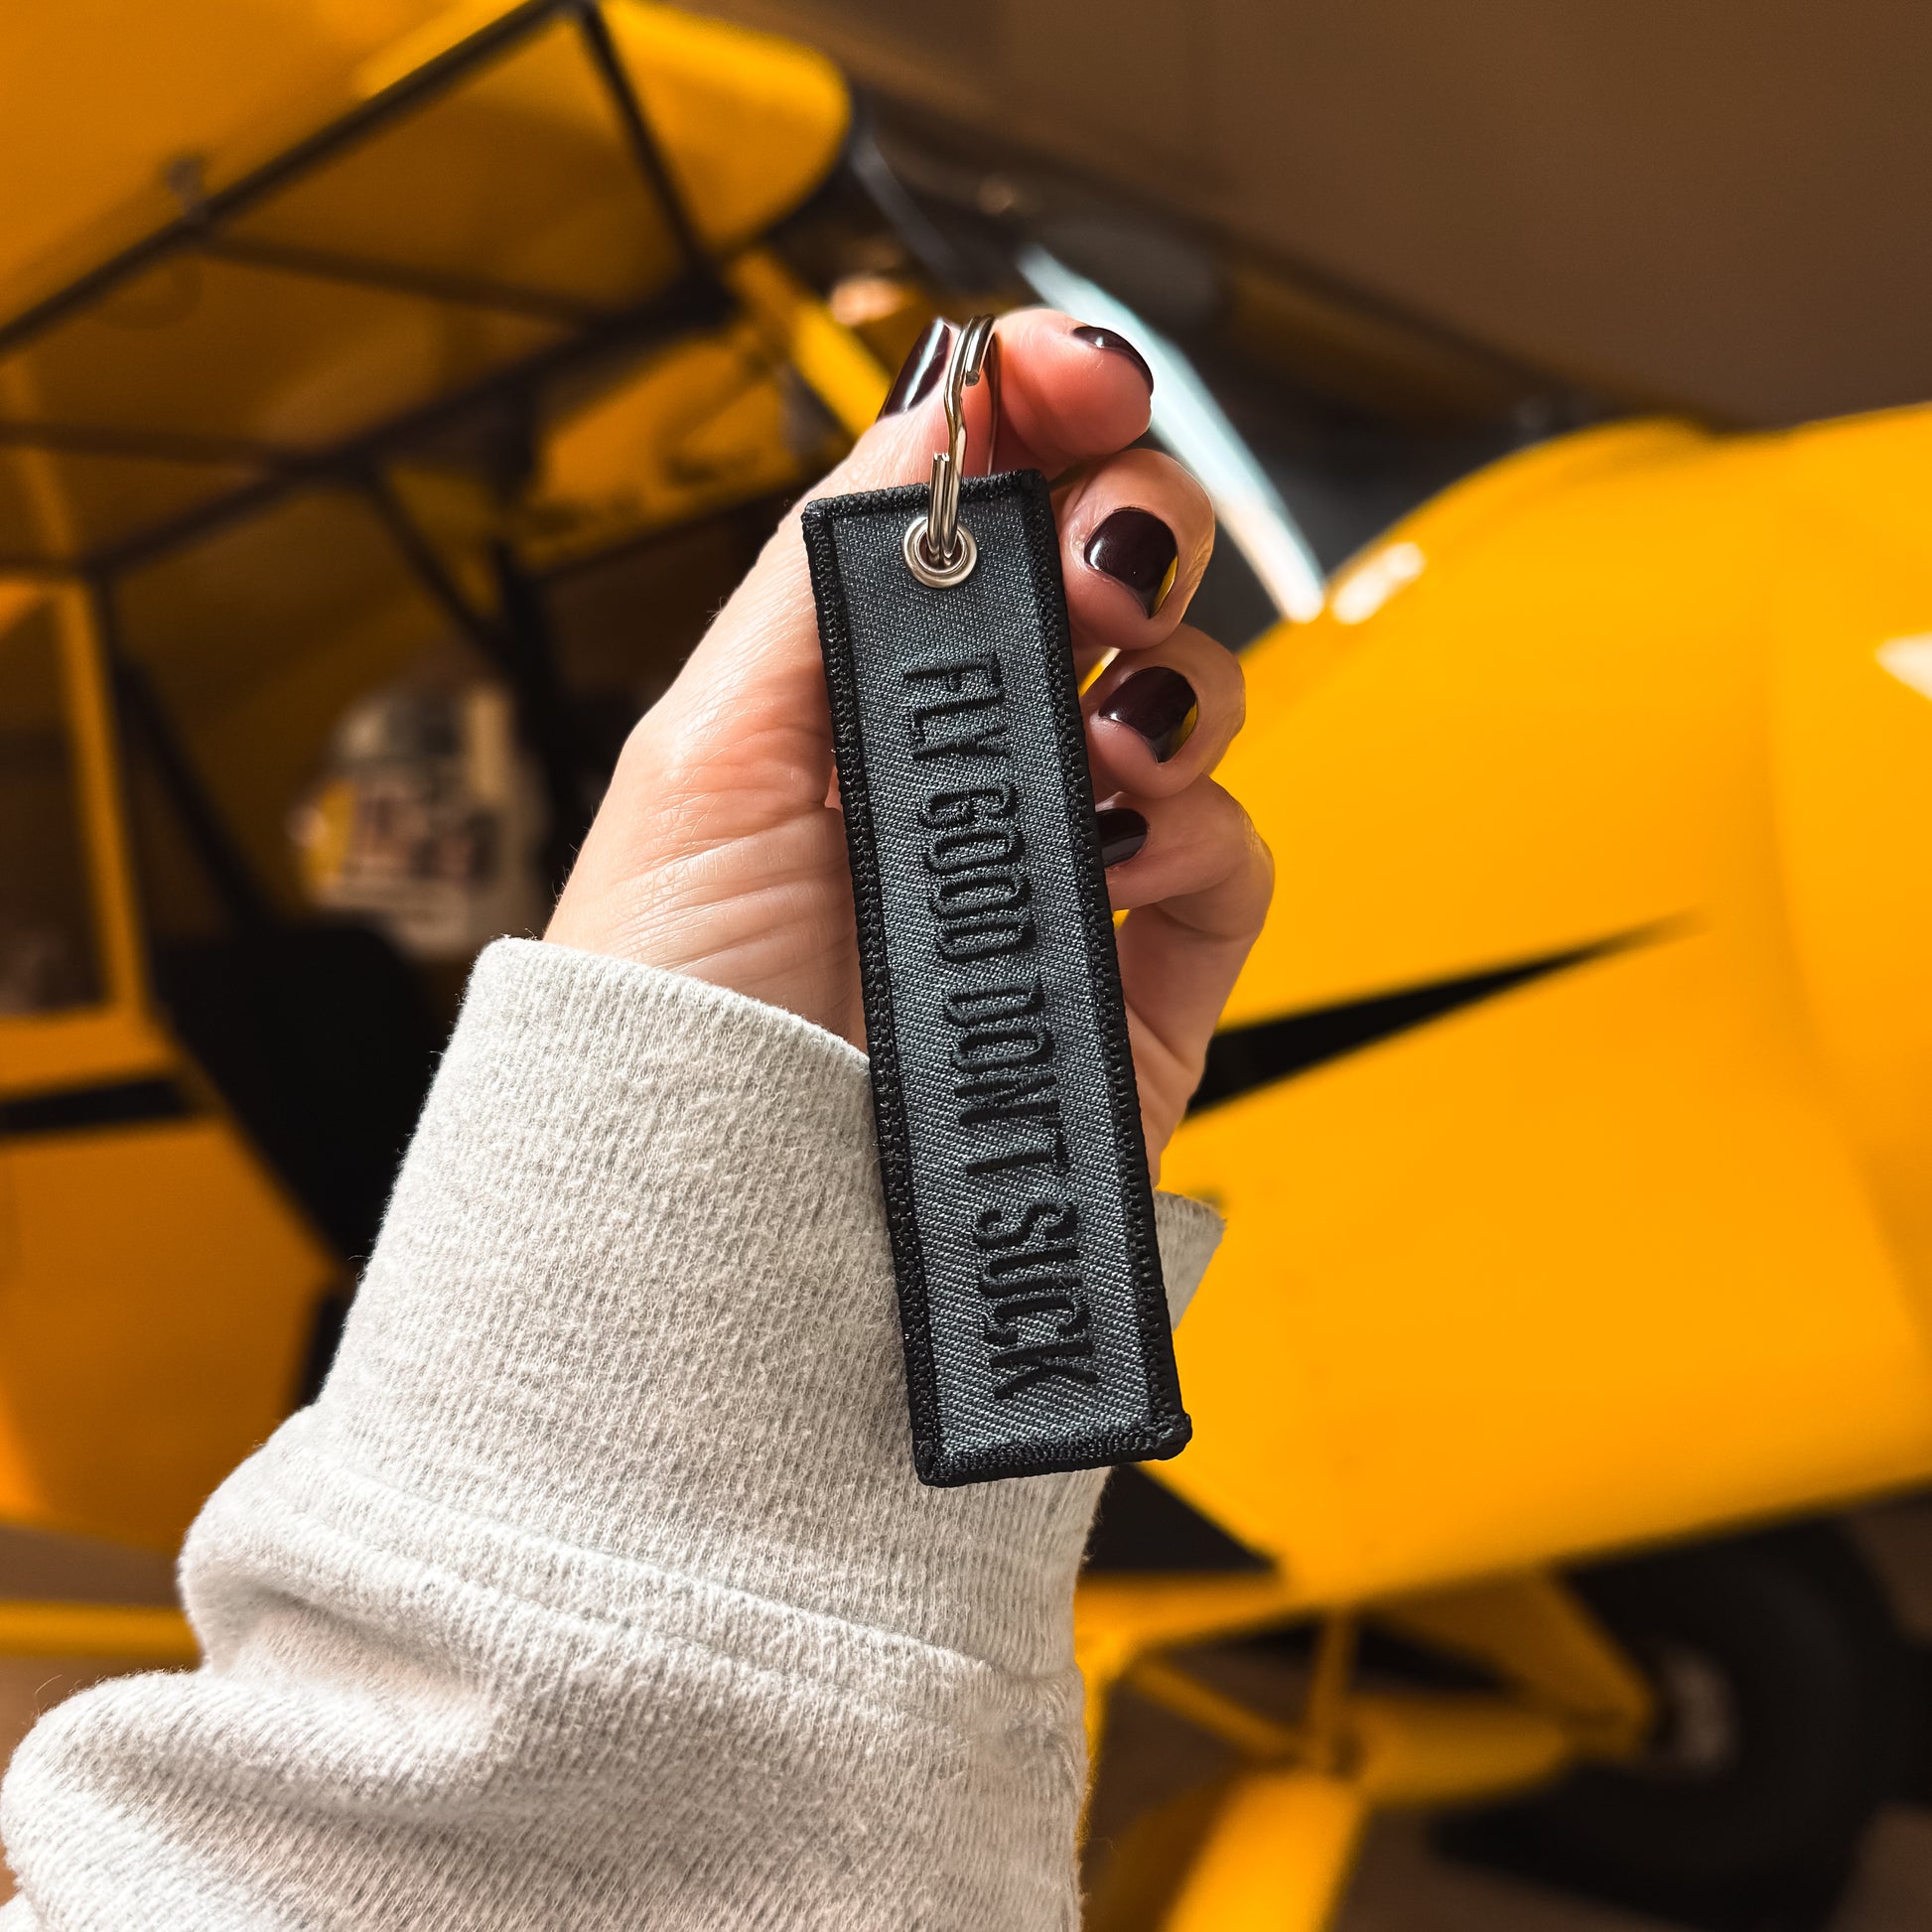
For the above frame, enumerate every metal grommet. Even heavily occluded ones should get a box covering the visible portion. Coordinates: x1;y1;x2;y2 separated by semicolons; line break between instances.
902;313;999;589
903;514;978;588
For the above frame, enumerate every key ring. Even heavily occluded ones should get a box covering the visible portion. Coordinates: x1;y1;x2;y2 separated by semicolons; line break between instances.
903;314;1001;588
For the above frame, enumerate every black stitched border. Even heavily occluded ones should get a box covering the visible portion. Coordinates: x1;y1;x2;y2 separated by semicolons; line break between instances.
803;473;1189;1485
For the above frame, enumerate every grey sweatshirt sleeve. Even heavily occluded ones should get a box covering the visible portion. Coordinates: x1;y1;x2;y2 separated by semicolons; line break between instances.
0;938;1222;1931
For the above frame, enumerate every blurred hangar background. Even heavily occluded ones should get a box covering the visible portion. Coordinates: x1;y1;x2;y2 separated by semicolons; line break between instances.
1;4;1931;1929
692;0;1932;425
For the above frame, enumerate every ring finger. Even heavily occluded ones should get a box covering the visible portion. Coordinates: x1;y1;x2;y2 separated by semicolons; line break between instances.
1084;622;1245;802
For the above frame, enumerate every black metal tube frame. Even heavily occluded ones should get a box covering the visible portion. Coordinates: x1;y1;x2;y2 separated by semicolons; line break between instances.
9;0;738;921
0;0;725;583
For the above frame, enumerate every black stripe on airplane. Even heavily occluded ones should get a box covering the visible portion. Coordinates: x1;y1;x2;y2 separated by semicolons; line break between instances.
0;1076;194;1142
1188;927;1665;1116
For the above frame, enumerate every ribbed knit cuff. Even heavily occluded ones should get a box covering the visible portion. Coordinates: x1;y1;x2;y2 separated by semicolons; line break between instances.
267;938;1221;1676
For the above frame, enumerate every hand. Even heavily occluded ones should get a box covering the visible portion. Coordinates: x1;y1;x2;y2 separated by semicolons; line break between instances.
546;309;1273;1180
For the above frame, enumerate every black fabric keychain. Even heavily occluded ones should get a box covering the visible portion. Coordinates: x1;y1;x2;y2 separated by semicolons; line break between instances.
803;317;1190;1486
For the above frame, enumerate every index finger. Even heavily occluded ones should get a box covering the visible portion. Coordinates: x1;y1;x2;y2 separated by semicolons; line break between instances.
983;307;1156;477
839;307;1155;495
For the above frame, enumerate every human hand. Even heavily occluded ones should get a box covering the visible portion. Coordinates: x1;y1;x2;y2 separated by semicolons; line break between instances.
546;310;1273;1180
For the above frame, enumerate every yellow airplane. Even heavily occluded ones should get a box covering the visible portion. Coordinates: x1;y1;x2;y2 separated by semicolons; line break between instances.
0;0;878;1626
4;5;1931;1926
1085;401;1932;1927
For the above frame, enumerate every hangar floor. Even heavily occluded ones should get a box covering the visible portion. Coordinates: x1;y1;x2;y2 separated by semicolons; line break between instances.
1334;1803;1932;1932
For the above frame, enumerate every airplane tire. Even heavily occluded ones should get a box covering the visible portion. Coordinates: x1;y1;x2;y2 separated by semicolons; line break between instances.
1442;1524;1916;1930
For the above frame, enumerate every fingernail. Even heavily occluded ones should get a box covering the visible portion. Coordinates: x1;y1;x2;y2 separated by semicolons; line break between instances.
1085;507;1179;618
1098;667;1198;763
878;319;951;418
1096;805;1149;868
1072;325;1154;395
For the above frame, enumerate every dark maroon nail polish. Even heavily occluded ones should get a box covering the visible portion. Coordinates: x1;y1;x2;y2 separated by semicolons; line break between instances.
1098;667;1198;763
1084;507;1179;618
1096;805;1149;868
878;319;951;418
1071;325;1154;395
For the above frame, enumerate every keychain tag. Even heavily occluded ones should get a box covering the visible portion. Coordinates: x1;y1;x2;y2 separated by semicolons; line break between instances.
803;317;1189;1486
